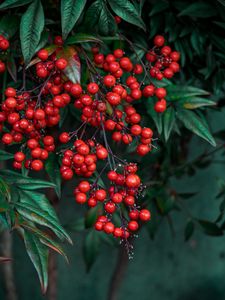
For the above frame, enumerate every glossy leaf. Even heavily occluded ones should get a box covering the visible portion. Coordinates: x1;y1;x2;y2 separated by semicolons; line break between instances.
178;3;217;18
66;33;102;45
184;220;195;241
0;150;14;161
23;230;48;293
163;107;175;141
20;0;44;64
99;2;117;36
61;0;87;40
108;0;146;30
176;109;216;147
146;99;163;134
0;15;19;38
83;230;100;271
0;0;32;9
181;97;216;109
45;153;61;198
14;202;72;244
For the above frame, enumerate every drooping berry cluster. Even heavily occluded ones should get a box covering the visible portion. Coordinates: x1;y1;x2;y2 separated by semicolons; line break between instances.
0;34;10;73
0;34;180;247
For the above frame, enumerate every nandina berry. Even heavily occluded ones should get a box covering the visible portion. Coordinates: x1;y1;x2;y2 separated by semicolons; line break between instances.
87;82;99;94
55;58;68;70
0;39;9;50
104;222;115;234
126;174;140;188
153;35;165;47
43;135;54;146
113;227;123;237
155;87;166;99
75;192;87;204
130;124;142;136
14;152;25;162
95;189;107;201
59;132;70;143
133;64;143;74
54;36;63;46
31;147;42;158
34;108;45;120
112;193;123;203
31;159;43;171
105;201;116;213
106;92;121;106
139;209;151;221
124;195;135;206
5;87;16;98
161;46;171;56
88;198;97;207
128;220;139;231
103;75;116;87
129;210;139;220
154;99;167;113
170;51;180;61
70;84;82;97
136;144;151;156
113;49;123;58
163;68;174;78
107;170;118;181
78;181;90;193
95;221;103;231
141;127;153;139
96;146;108;160
142;85;155;97
37;49;48;61
2;133;13;145
62;168;73;180
36;67;48;78
94;53;104;64
114;16;121;24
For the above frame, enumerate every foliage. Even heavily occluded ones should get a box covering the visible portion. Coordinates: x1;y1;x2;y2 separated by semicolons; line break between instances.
0;0;224;292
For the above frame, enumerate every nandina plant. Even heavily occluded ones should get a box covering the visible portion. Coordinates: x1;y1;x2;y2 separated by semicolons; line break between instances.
0;0;222;294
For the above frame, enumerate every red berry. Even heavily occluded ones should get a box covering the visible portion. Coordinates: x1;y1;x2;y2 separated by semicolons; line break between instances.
14;152;25;162
75;192;87;204
104;222;115;234
112;193;123;204
5;87;16;98
95;221;103;231
95;189;107;201
31;159;43;171
87;82;99;94
2;133;13;145
96;147;108;160
154;99;167;113
155;87;166;99
153;35;165;47
103;75;116;87
55;58;68;70
139;209;151;221
59;132;70;143
37;49;48;61
128;220;139;231
78;181;90;193
105;201;116;214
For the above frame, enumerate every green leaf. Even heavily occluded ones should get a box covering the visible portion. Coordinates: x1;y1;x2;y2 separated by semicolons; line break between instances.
83;230;100;271
84;0;102;29
66;33;102;45
23;230;48;293
176;109;216;147
61;0;86;40
85;206;99;228
163;107;175;141
99;2;117;36
184;220;195;241
14;202;72;244
0;0;32;9
108;0;146;31
149;1;169;16
181;97;216;109
19;189;58;222
166;85;210;101
146;99;163;134
0;150;14;160
178;3;217;18
22;223;68;261
0;15;19;38
0;170;56;189
57;46;81;83
45;153;61;198
20;0;45;65
7;56;17;82
198;220;223;236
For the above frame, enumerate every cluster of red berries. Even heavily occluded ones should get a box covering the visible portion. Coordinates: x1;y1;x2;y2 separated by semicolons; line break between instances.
74;163;151;239
0;34;180;245
60;139;108;180
0;35;10;73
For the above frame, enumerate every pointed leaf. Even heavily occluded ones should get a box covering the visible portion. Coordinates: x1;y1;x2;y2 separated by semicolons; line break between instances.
99;2;117;36
0;149;14;160
178;3;217;18
66;33;102;45
61;0;87;40
45;153;61;198
23;230;48;293
184;220;195;241
176;109;216;146
181;97;216;109
108;0;146;31
83;230;100;271
146;99;163;134
20;0;44;64
163;107;175;141
0;0;32;9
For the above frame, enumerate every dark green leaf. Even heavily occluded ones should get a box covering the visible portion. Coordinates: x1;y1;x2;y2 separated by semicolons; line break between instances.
181;97;216;109
108;0;146;31
99;3;117;36
66;33;102;45
163;107;175;141
178;3;217;18
45;153;61;198
84;0;101;29
0;15;19;38
14;202;72;244
149;1;169;16
198;220;223;236
0;0;32;9
184;220;195;241
20;0;44;64
83;230;100;271
61;0;87;40
23;230;48;293
146;99;163;134
0;150;14;160
176;109;216;147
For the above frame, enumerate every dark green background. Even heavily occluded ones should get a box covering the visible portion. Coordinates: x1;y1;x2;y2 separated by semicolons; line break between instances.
0;108;224;300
